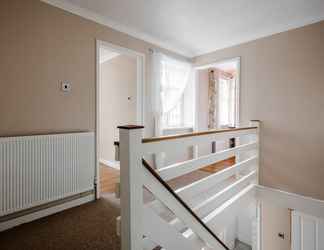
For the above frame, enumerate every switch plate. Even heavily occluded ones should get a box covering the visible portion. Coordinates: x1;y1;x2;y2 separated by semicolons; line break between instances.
61;82;72;92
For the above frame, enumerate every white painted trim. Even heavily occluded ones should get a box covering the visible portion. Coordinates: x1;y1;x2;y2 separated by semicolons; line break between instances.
256;185;324;219
256;202;262;250
158;141;257;181
95;40;100;199
184;184;256;240
175;156;257;199
142;128;257;155
119;128;144;250
143;237;159;250
250;120;260;184
0;194;95;232
291;211;324;250
95;39;145;199
40;0;194;57
143;206;198;250
143;164;227;249
99;159;120;170
167;171;257;233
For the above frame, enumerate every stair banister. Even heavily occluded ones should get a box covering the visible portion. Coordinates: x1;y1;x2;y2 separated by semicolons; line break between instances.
117;122;260;250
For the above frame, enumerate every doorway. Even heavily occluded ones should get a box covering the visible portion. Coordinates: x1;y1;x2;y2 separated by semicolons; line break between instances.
194;57;240;170
195;57;240;154
96;40;145;198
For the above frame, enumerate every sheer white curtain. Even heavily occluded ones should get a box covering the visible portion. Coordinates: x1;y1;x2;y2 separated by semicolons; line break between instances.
152;52;163;137
152;52;193;134
160;56;192;114
151;52;193;167
218;76;236;127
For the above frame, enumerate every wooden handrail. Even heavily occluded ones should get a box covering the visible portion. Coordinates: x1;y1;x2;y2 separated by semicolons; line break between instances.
114;126;256;146
142;159;230;250
142;126;257;143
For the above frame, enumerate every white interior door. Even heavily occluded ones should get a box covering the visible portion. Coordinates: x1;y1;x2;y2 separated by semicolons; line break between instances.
292;211;324;250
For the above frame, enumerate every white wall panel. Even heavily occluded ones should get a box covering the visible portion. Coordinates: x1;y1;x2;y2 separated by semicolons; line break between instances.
292;211;324;250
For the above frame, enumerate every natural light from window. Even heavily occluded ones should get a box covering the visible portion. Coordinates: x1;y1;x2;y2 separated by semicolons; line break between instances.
159;55;194;129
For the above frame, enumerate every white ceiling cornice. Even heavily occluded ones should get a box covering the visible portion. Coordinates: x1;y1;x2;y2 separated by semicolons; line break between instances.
40;0;194;57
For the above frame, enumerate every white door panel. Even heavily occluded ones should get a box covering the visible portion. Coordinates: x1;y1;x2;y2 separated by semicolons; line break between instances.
292;211;324;250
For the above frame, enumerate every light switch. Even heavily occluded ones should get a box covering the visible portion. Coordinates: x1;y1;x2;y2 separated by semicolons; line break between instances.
61;82;72;92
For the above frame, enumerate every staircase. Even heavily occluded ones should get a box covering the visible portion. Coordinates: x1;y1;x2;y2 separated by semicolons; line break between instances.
113;121;324;250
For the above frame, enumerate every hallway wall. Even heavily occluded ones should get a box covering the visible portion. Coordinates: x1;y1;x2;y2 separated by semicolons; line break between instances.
0;0;189;138
194;21;324;200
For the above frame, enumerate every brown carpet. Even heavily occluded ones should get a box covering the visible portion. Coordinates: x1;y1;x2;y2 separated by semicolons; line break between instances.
0;194;121;250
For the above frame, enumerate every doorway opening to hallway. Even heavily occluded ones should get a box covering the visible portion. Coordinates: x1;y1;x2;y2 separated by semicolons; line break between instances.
96;41;145;198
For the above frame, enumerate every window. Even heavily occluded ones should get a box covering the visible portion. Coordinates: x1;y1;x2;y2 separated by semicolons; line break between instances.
218;76;236;127
158;55;194;129
162;97;184;128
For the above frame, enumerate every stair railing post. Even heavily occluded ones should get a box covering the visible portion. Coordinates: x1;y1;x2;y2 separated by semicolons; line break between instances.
250;120;261;250
250;120;261;185
118;125;144;250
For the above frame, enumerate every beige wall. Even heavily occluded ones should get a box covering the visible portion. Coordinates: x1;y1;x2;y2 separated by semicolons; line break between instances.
2;0;324;201
194;21;324;200
99;55;137;162
0;0;188;137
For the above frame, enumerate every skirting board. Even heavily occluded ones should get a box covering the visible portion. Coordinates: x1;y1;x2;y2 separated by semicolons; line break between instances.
0;193;95;232
100;159;120;170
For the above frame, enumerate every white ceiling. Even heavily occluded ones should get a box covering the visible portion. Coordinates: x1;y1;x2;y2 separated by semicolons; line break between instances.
43;0;324;57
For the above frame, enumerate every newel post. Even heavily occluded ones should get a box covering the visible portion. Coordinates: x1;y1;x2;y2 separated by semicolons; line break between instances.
250;120;261;250
249;120;261;184
118;125;144;250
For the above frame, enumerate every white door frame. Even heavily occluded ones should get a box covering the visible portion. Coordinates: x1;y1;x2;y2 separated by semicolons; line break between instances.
95;40;145;199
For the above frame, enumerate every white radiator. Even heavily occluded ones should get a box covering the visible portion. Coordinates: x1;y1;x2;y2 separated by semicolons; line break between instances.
0;132;95;217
